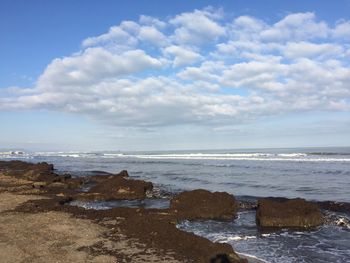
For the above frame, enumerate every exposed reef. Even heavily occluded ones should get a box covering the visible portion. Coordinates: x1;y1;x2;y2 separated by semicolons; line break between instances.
2;160;345;262
0;160;247;263
170;189;238;220
256;197;324;228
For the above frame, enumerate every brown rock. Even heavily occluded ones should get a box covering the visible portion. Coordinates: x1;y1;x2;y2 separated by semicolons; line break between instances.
75;192;106;201
318;201;350;213
0;160;248;263
256;198;323;228
0;161;53;174
64;178;84;189
32;182;47;189
33;162;54;173
48;182;68;189
84;174;153;200
88;170;129;183
170;189;238;220
117;170;129;177
23;162;55;181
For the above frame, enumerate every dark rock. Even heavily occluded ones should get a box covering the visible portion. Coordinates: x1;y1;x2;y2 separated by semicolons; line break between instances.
75;192;106;201
0;161;54;180
48;182;68;189
0;160;53;172
170;189;238;220
32;182;47;189
256;198;323;228
34;162;54;172
62;173;72;180
65;178;84;189
3;160;247;263
118;170;129;177
86;170;129;184
116;204;246;263
58;196;73;205
87;170;114;176
211;253;248;263
238;200;257;211
81;173;153;201
318;201;350;214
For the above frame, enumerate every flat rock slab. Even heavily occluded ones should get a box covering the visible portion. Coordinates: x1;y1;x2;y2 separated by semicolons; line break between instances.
256;198;323;228
81;174;153;201
170;189;238;220
0;160;249;262
0;193;182;263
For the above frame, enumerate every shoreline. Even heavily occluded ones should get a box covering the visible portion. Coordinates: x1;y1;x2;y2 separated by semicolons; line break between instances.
1;160;348;262
0;160;252;262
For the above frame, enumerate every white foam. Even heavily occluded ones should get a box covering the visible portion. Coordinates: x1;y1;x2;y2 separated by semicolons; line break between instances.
214;235;257;242
277;153;307;157
237;252;270;263
120;154;350;162
102;153;125;157
336;217;350;229
33;151;94;158
0;151;32;159
14;151;348;162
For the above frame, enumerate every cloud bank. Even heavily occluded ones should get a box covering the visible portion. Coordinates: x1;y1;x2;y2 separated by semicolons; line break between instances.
1;8;350;127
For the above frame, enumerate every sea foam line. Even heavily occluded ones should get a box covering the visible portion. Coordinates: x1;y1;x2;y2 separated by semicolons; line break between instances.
4;151;349;162
236;252;270;263
122;154;350;162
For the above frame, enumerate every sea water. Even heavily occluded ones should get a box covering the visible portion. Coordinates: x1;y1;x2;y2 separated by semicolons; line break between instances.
1;147;350;262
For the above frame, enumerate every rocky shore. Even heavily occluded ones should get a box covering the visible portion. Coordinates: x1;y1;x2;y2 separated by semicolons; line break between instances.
0;160;347;262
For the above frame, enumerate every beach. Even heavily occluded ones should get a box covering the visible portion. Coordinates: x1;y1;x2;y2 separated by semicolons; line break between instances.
1;148;350;262
0;160;252;263
2;1;350;261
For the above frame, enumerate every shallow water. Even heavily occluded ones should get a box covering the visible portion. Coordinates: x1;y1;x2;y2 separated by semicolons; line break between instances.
2;147;350;262
70;198;170;210
178;211;350;263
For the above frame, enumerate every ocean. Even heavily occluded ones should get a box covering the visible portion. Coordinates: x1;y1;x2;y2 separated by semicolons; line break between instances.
1;147;350;262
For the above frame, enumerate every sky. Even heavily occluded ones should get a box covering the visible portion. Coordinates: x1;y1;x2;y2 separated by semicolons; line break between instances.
0;0;350;151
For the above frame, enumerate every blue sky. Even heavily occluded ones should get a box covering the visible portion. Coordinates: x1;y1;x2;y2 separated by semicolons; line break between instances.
1;0;350;151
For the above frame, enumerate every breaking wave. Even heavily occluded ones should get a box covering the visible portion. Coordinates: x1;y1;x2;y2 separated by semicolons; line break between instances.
2;148;350;163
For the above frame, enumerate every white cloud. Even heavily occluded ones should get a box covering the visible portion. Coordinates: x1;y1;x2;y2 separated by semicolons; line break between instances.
221;60;288;88
138;26;168;46
120;20;141;34
283;42;344;59
178;61;224;81
1;8;350;128
139;15;166;29
233;16;266;32
82;26;138;49
169;9;226;44
216;40;280;56
260;12;330;41
229;16;267;41
36;48;164;90
163;45;202;67
333;21;350;39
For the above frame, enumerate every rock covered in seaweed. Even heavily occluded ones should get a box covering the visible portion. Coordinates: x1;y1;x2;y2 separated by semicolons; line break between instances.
318;200;350;214
256;198;323;228
0;160;83;194
78;170;153;201
170;189;238;220
0;160;54;180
